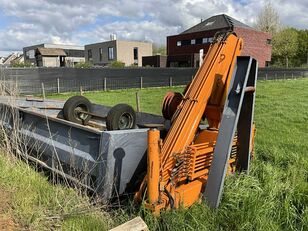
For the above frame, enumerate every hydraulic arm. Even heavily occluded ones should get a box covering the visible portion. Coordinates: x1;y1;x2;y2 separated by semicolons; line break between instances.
136;32;257;214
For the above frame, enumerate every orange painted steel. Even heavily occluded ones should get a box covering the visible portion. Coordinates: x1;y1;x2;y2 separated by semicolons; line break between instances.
147;129;161;206
142;33;244;213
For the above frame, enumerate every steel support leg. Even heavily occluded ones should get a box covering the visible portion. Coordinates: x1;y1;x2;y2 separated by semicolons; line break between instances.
203;56;258;208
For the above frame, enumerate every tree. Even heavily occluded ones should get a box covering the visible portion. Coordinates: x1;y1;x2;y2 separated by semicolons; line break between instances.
153;44;166;55
297;30;308;67
255;2;280;35
272;28;298;68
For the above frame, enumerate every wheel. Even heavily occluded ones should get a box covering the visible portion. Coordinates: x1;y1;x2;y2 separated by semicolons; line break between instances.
106;104;136;130
63;96;92;125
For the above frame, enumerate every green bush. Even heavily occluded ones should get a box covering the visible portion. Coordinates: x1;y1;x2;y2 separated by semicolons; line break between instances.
108;60;125;68
74;62;93;68
11;61;32;68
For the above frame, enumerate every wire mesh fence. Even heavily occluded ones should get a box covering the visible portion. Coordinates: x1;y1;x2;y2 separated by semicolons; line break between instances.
0;66;307;95
0;76;193;94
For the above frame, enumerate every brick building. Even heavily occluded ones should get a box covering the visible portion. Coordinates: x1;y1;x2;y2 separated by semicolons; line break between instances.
167;14;272;67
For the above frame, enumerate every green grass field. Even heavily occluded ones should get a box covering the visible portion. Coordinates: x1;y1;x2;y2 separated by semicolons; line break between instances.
0;79;307;230
49;86;185;115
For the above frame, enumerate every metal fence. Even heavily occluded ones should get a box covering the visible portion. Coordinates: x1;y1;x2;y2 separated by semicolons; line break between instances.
0;67;196;94
258;68;308;80
0;66;307;94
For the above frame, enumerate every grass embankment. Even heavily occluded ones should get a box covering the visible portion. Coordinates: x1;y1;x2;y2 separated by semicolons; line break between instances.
0;155;110;230
0;79;307;230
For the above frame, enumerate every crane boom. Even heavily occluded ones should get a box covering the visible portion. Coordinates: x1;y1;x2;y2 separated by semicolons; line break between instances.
135;32;257;214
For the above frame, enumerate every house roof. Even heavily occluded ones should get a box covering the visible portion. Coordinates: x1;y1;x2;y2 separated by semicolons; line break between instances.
2;53;18;64
37;47;67;56
12;54;24;62
181;14;253;34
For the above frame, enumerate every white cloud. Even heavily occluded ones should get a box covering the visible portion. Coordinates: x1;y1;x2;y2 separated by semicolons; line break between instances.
0;0;307;56
77;20;180;45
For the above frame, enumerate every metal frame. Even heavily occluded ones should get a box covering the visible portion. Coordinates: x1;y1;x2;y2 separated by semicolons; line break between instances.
203;56;258;208
0;97;164;201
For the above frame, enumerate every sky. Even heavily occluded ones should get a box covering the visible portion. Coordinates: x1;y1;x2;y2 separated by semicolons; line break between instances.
0;0;307;56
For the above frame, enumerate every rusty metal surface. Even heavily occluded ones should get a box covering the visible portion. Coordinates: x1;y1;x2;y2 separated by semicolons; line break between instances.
162;91;183;120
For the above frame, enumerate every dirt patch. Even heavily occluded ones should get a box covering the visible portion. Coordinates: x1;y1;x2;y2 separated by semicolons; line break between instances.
0;187;18;231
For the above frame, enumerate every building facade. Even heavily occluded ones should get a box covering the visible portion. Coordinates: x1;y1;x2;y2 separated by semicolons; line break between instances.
35;48;67;67
142;55;167;67
167;14;272;68
23;44;85;67
85;40;152;67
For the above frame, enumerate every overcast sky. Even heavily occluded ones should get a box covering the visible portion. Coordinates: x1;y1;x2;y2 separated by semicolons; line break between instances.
0;0;307;56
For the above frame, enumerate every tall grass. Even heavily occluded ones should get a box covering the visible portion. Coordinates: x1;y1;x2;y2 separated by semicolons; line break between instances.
0;83;112;230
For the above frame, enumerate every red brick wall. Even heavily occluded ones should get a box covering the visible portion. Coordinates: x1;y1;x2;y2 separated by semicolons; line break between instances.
167;29;224;56
167;27;272;67
234;27;272;67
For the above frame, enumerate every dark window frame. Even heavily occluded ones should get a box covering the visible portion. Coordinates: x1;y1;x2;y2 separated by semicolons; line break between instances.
88;49;92;60
133;47;138;61
108;47;114;60
99;48;103;61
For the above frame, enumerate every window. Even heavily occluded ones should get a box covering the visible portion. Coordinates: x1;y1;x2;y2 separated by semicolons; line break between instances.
191;39;196;45
99;48;103;61
267;39;272;45
177;41;181;46
208;37;213;43
133;47;138;60
108;47;114;60
202;38;208;44
27;50;35;59
182;40;190;46
196;38;203;44
88;49;92;60
265;61;271;67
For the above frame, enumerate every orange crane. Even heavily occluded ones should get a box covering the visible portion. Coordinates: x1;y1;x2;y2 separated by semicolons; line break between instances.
135;32;257;214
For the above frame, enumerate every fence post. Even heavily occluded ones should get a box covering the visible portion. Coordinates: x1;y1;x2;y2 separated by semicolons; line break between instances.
104;78;107;91
57;78;60;94
284;73;286;80
265;73;268;81
15;79;18;92
275;73;277;80
41;82;46;101
169;77;173;87
292;73;294;79
80;86;83;95
140;77;143;89
136;91;141;112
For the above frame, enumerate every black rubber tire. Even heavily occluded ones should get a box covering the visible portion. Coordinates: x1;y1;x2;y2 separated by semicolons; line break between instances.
63;96;92;125
106;104;136;130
